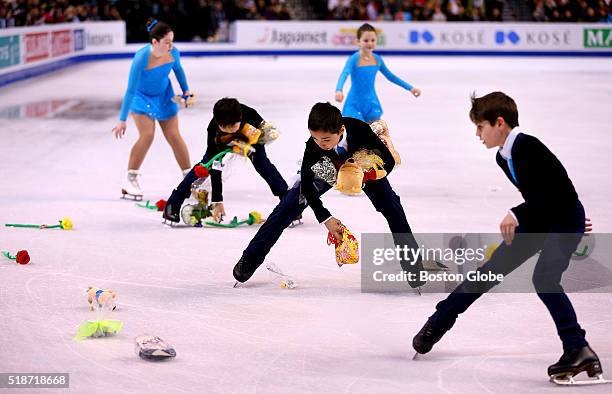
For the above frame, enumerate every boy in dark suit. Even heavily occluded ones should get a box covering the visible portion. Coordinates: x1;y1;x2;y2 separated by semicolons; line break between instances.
163;98;288;223
233;102;425;288
412;92;602;382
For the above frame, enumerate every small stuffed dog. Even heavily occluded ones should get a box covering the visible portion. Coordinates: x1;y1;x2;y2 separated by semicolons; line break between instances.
86;287;117;311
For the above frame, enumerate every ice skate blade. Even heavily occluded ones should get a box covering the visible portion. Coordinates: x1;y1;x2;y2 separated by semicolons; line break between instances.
121;189;143;202
412;352;419;360
415;286;422;296
550;374;610;386
162;219;178;227
288;219;303;228
233;281;242;288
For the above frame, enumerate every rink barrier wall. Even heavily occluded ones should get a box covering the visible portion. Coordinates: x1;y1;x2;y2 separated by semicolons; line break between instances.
0;22;126;87
1;21;611;87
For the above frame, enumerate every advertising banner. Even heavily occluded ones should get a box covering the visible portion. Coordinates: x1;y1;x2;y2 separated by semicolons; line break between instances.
51;30;72;57
234;21;612;54
0;35;20;69
24;32;49;63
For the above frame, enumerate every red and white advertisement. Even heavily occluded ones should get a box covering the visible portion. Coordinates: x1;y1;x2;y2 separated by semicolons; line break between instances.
24;32;49;63
51;30;72;57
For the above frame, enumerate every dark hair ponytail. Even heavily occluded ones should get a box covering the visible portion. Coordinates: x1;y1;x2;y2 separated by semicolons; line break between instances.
146;18;172;42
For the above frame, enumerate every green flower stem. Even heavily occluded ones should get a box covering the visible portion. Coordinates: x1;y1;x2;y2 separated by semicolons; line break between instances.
2;251;16;260
136;200;158;210
201;149;232;169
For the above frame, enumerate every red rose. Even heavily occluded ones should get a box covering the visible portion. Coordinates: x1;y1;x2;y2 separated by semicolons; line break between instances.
155;199;167;212
194;165;209;178
16;250;30;265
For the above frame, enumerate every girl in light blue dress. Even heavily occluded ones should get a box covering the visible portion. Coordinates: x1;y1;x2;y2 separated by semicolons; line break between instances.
335;23;421;123
112;18;194;199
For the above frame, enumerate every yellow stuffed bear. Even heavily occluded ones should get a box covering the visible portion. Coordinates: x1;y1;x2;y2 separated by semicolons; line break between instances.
335;159;364;195
336;151;388;196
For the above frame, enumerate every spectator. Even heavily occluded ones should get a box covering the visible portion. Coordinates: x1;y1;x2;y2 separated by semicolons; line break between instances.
0;1;16;28
432;2;447;20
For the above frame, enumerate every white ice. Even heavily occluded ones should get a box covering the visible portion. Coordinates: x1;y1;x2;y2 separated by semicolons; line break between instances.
1;55;611;393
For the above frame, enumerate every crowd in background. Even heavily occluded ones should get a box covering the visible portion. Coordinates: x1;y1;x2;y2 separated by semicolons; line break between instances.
320;0;610;22
0;0;291;40
1;0;610;41
322;0;505;21
529;0;611;21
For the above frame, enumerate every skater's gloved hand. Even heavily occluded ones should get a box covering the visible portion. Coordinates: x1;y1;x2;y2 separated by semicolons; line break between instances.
500;212;517;245
411;88;421;98
212;202;226;223
335;91;344;103
112;121;127;139
324;217;344;243
585;217;592;233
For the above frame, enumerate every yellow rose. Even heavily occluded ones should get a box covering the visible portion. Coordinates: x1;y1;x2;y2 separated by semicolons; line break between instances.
60;217;73;230
248;211;263;225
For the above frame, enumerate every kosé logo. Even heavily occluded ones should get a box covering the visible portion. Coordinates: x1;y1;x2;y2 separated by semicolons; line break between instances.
495;31;520;45
408;30;434;44
439;30;484;45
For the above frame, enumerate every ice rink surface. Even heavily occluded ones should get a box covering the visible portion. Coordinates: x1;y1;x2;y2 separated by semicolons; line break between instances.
1;55;611;393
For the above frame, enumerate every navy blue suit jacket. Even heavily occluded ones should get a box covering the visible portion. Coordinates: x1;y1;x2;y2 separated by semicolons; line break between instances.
496;133;581;230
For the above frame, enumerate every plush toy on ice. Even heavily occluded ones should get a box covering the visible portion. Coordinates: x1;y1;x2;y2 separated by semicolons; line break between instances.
86;286;117;311
335;150;387;196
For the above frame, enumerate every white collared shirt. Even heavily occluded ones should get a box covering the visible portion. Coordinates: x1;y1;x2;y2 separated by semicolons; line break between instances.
499;127;520;161
335;130;349;156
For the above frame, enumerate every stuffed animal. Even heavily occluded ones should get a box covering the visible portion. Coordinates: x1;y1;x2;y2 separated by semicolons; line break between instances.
336;151;388;196
370;119;401;165
239;123;262;145
86;287;117;311
335;159;364;195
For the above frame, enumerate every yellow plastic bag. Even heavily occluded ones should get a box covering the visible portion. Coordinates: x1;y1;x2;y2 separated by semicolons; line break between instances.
327;225;359;267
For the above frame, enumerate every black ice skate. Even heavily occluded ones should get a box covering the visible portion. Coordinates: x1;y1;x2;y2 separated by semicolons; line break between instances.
233;254;264;285
162;201;181;225
548;345;608;385
400;258;427;289
412;319;451;356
